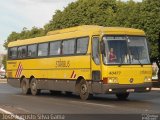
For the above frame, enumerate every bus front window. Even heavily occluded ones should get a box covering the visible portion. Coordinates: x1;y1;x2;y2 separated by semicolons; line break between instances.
102;36;150;65
128;36;150;64
102;36;129;64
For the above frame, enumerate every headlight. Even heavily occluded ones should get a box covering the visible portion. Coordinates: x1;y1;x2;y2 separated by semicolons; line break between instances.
108;77;118;83
144;77;152;82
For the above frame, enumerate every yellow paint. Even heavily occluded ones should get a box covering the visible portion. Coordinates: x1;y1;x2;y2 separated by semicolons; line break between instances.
102;65;152;84
7;25;151;86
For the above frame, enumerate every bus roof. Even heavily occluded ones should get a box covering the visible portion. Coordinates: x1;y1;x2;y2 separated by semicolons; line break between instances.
8;25;145;47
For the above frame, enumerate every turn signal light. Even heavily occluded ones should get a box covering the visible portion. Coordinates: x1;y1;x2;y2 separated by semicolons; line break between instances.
103;77;108;84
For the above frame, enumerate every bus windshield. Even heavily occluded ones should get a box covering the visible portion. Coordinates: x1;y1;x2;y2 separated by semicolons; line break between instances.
102;36;150;65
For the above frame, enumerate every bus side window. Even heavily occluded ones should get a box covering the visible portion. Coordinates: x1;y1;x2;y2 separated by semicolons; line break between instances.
9;47;17;59
92;37;100;65
76;37;89;54
38;43;48;57
62;39;75;55
49;41;61;56
28;44;37;57
18;46;27;58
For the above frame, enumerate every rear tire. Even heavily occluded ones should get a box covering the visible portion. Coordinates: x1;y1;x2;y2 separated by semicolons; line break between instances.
21;78;30;95
30;78;40;96
77;79;92;100
116;93;129;100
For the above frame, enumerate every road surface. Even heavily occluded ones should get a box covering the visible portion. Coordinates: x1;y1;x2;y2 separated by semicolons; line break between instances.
0;79;160;120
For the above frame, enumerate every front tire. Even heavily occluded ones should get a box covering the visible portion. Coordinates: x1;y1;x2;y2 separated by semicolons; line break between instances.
30;78;40;96
77;79;92;100
21;78;30;95
116;93;129;100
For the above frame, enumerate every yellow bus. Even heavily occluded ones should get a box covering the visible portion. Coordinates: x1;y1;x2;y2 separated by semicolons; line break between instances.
7;25;152;100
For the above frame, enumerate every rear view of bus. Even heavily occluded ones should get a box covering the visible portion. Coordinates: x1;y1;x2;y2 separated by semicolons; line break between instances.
92;27;152;100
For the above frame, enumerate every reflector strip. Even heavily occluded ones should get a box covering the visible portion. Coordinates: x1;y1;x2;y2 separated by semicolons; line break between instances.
15;62;23;78
71;71;76;78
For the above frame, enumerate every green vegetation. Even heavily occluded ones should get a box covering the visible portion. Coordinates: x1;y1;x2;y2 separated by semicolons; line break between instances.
4;0;160;59
3;27;46;49
2;54;7;69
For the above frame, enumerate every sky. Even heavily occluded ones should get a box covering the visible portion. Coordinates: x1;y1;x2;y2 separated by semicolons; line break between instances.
0;0;142;54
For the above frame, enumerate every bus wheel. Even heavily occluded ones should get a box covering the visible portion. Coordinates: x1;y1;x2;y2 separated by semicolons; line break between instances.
78;80;91;100
30;78;40;96
116;93;129;100
21;78;30;95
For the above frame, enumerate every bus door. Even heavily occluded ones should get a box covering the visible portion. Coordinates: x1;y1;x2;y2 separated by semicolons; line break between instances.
91;36;102;93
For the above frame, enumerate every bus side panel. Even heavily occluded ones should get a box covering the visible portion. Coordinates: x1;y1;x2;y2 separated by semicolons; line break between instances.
7;55;91;92
36;80;76;92
17;55;91;80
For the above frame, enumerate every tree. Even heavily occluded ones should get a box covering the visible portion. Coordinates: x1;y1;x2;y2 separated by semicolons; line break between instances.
139;0;160;58
2;55;7;69
4;0;160;58
44;0;118;31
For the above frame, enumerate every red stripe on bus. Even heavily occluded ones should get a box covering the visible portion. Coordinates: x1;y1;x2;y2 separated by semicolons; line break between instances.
71;71;75;78
74;74;76;78
15;63;21;77
15;62;23;78
17;63;23;78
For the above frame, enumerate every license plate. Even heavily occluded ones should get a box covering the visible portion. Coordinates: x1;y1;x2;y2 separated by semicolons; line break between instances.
127;89;135;92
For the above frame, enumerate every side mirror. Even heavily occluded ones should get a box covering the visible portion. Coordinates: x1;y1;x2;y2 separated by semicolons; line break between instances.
100;41;105;55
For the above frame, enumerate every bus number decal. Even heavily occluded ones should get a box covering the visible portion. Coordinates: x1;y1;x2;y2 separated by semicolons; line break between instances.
109;71;121;75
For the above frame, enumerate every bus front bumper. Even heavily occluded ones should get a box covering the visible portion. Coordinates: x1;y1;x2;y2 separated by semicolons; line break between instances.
102;82;152;94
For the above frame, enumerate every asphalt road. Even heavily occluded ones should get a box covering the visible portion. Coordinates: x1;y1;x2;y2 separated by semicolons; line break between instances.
0;79;160;120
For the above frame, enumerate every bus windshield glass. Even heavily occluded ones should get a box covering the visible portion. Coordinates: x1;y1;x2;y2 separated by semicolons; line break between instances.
102;36;150;65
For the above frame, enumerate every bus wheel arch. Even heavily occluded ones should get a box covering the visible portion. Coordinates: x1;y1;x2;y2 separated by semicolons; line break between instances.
75;76;92;100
